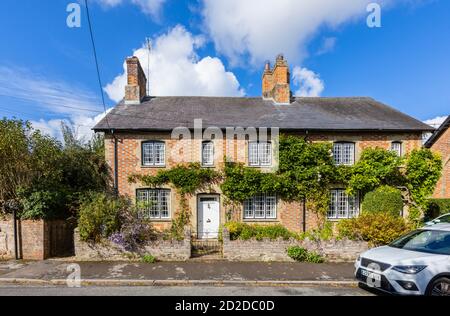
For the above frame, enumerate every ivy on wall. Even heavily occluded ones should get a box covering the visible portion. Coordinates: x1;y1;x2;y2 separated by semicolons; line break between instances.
128;163;221;238
129;136;443;228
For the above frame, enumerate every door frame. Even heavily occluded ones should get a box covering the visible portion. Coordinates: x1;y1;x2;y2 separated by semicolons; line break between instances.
196;194;221;239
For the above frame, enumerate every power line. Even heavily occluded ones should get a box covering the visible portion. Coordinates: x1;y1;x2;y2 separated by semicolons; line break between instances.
84;0;111;131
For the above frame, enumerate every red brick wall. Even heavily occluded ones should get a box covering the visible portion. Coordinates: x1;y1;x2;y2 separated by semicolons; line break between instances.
0;219;73;260
107;131;423;233
430;127;450;198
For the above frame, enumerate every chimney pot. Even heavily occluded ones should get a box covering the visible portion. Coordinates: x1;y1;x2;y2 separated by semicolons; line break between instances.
124;56;147;104
262;55;291;104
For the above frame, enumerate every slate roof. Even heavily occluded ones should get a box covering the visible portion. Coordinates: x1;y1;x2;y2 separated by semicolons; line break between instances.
94;96;434;132
425;116;450;148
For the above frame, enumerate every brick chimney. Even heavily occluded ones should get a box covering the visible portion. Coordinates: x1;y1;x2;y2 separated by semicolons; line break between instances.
262;55;291;104
125;56;147;104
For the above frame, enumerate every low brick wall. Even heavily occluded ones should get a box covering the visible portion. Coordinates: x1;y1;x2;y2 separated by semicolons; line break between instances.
0;218;74;260
222;228;368;262
74;227;191;262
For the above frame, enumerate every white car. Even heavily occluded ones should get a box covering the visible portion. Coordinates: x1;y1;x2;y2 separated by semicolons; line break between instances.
355;224;450;296
425;213;450;226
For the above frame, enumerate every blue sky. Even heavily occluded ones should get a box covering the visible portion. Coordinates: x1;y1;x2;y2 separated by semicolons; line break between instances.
0;0;449;140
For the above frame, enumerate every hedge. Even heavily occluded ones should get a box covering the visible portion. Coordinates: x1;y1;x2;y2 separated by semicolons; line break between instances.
361;186;404;217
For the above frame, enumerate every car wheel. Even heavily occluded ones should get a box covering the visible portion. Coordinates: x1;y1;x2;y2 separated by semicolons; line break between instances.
428;278;450;296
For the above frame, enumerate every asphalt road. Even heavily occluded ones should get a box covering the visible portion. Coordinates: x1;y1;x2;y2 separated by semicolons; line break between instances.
0;285;372;296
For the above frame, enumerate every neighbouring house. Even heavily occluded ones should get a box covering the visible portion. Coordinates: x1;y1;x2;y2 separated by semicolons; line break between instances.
425;116;450;199
94;55;433;238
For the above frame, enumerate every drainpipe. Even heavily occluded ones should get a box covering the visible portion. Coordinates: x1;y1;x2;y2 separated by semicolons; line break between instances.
302;198;307;233
13;207;19;260
112;130;119;196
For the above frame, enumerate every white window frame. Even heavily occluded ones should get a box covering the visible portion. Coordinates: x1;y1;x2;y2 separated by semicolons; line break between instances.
327;189;359;219
244;194;277;220
333;142;355;166
201;141;214;166
137;189;171;220
391;141;403;157
248;142;272;167
142;141;165;167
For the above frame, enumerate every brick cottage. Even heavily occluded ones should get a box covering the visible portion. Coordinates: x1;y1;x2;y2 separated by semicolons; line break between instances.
425;116;450;199
94;55;433;238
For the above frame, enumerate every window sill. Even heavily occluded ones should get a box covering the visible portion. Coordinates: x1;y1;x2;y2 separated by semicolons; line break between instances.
243;219;279;223
146;219;172;223
141;165;166;169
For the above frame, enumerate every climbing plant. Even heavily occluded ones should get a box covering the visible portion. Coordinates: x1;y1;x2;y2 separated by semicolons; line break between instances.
404;149;442;225
346;148;403;197
129;163;221;238
221;135;340;220
129;136;442;230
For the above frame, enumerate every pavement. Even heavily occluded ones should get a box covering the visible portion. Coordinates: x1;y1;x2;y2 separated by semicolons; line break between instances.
0;285;371;296
0;260;358;287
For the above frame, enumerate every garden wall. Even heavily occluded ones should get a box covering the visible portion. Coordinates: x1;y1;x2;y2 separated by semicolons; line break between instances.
222;228;368;262
74;227;191;262
0;218;74;260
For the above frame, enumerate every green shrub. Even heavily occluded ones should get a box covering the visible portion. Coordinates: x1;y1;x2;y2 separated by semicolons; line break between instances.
18;189;68;220
287;246;325;263
337;213;411;247
361;186;403;217
141;254;156;264
426;199;450;220
78;192;130;242
224;222;297;241
301;221;334;241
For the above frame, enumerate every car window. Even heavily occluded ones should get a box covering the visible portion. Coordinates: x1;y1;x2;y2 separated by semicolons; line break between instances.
439;215;450;223
390;230;450;255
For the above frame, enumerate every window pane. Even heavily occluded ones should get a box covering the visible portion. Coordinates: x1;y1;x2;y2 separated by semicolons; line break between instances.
154;143;165;166
259;143;272;166
244;195;277;219
348;194;359;218
391;142;402;157
148;190;160;218
202;142;214;166
142;143;154;166
159;190;170;219
328;190;337;218
249;143;259;166
328;189;360;219
254;195;266;218
244;199;254;219
338;190;348;218
137;190;149;219
333;143;354;165
265;195;277;219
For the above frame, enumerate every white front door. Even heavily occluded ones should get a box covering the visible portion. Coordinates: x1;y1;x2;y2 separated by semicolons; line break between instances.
198;196;220;239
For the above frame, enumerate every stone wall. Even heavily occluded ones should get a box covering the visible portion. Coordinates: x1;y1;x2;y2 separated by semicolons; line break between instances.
222;228;368;263
0;218;74;260
0;218;14;259
74;227;191;262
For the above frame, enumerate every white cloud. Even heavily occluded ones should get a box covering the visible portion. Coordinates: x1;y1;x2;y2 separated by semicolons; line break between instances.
95;0;166;19
292;66;324;97
424;116;448;128
0;65;108;143
317;37;337;55
104;25;244;102
202;0;402;66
